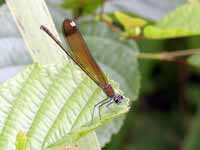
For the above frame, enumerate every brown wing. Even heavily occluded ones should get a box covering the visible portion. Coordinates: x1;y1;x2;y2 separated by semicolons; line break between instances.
62;19;107;87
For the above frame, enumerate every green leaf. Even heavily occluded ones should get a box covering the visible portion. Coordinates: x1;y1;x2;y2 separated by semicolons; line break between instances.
144;3;200;39
114;11;147;30
0;62;129;150
79;21;140;146
113;11;146;37
5;0;105;149
4;0;139;148
77;132;100;150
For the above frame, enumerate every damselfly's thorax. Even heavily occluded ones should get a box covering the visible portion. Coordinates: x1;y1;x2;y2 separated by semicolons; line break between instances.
102;84;123;104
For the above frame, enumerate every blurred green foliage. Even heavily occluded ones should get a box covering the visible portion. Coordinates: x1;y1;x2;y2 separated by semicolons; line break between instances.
106;39;200;150
62;0;105;18
100;2;200;150
0;0;4;5
144;3;200;39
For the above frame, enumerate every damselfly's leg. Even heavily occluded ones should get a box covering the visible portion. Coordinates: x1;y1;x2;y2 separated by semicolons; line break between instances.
106;101;115;108
91;97;109;123
98;98;112;120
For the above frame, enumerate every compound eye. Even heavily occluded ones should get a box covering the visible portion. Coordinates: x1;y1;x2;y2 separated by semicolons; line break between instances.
116;99;122;104
119;95;123;99
117;100;121;104
113;95;123;104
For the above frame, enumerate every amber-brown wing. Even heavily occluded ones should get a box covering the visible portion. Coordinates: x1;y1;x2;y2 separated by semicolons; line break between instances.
62;19;107;87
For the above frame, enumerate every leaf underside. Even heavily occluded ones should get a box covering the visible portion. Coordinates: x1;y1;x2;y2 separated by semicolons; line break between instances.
0;61;129;150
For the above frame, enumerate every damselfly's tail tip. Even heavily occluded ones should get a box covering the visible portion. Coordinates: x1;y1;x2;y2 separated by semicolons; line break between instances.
40;25;45;30
40;25;50;34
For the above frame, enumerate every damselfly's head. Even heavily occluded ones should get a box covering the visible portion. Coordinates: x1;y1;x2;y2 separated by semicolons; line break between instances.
113;94;123;104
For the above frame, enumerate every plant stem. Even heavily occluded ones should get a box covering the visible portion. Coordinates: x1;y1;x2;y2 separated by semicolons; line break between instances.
137;48;200;61
100;15;121;33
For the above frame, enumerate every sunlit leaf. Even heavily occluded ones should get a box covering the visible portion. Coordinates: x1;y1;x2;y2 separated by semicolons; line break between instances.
144;3;200;39
114;11;147;30
0;62;129;150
